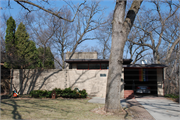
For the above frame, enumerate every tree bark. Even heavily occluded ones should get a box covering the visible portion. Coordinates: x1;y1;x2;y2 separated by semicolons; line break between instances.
178;41;180;104
105;1;126;113
105;0;143;113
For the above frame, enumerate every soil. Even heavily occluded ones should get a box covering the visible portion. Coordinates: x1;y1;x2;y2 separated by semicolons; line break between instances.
126;99;155;120
91;106;132;119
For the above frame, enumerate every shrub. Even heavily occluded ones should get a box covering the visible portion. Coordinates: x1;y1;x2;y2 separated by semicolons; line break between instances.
46;91;52;98
53;88;63;97
30;90;40;98
29;88;88;99
165;94;179;99
30;90;51;98
79;89;87;98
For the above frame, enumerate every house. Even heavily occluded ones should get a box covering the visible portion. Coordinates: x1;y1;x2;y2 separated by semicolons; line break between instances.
12;52;166;98
65;52;166;98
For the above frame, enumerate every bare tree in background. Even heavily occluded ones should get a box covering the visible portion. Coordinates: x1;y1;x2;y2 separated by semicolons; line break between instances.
128;1;180;64
126;32;150;64
14;0;86;22
0;13;10;53
51;6;74;69
127;1;180;95
95;12;113;59
51;1;106;69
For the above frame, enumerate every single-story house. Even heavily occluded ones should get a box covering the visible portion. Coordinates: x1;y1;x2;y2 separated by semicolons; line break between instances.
12;52;166;98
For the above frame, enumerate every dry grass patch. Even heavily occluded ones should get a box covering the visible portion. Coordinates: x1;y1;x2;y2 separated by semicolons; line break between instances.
1;98;131;120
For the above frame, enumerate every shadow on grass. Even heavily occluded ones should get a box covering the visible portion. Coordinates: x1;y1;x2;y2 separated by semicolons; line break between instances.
11;100;22;119
1;100;22;119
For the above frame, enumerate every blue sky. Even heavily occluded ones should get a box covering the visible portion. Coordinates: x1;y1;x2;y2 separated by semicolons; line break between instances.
0;0;155;60
1;0;178;62
0;0;116;48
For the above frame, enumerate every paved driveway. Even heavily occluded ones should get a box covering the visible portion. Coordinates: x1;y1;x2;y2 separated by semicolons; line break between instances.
136;97;180;120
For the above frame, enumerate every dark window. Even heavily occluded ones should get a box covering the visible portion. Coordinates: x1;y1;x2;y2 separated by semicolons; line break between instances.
89;64;100;69
100;74;106;77
77;64;88;69
101;63;109;69
69;64;72;69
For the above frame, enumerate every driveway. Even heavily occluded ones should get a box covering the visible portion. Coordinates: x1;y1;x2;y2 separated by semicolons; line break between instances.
136;96;180;120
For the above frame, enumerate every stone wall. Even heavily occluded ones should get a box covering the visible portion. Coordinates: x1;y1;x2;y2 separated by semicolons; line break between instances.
12;68;127;98
157;68;164;96
12;69;110;98
12;69;65;95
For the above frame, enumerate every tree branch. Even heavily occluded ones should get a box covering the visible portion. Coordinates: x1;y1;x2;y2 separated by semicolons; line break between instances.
14;0;86;22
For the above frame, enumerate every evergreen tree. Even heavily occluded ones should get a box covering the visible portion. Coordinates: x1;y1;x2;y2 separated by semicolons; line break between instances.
38;47;54;69
4;16;17;68
5;16;16;52
15;22;42;69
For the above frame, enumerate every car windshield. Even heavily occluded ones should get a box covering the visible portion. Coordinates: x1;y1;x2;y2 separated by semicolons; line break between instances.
138;86;148;89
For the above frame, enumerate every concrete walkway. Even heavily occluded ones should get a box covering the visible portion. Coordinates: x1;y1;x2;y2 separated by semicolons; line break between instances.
88;97;180;120
136;97;180;120
88;97;127;108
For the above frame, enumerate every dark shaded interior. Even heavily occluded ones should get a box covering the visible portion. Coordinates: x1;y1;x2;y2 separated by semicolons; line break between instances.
124;68;157;95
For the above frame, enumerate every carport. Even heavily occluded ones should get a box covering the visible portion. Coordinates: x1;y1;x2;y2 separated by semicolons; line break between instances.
123;64;167;98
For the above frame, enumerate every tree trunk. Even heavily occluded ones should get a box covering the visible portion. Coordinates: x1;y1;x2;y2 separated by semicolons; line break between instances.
104;0;126;113
105;0;143;113
178;41;180;104
153;50;161;64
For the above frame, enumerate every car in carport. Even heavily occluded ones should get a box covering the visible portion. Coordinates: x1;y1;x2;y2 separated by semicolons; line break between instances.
135;86;151;94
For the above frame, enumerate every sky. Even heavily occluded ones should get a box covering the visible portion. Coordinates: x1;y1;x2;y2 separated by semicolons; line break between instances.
0;0;116;49
1;0;178;62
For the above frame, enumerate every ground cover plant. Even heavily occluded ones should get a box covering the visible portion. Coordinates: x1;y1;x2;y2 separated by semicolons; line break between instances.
164;94;179;99
165;94;179;103
0;98;131;120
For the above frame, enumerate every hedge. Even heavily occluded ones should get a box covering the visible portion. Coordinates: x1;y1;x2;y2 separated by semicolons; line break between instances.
30;88;87;99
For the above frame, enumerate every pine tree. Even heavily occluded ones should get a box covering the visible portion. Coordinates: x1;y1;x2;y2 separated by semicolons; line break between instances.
38;47;54;69
15;22;42;69
5;16;16;51
4;16;17;68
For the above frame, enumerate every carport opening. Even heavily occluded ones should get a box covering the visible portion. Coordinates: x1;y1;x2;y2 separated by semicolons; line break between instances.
124;68;157;96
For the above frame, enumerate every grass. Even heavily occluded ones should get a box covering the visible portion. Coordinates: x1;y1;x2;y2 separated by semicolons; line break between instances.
0;98;130;120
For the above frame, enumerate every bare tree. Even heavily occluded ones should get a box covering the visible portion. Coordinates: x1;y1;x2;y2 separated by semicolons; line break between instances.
126;42;150;64
128;1;180;64
51;1;106;69
105;0;143;113
95;12;113;59
51;6;74;69
126;1;180;96
14;0;86;22
0;13;10;53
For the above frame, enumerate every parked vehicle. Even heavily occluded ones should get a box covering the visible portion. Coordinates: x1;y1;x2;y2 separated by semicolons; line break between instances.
136;86;151;94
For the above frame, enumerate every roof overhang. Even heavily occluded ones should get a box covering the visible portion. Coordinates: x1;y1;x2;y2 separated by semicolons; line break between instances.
123;64;167;68
65;59;133;65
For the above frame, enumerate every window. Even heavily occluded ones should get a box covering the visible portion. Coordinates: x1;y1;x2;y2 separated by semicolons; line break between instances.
101;63;109;69
76;63;109;70
77;64;88;69
69;64;72;69
89;64;100;69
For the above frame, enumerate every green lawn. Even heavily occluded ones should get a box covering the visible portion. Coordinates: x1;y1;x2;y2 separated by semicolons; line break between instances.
1;98;131;120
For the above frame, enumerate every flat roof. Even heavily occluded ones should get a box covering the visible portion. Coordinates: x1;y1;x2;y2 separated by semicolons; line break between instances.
65;59;167;68
123;64;167;68
65;59;133;64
